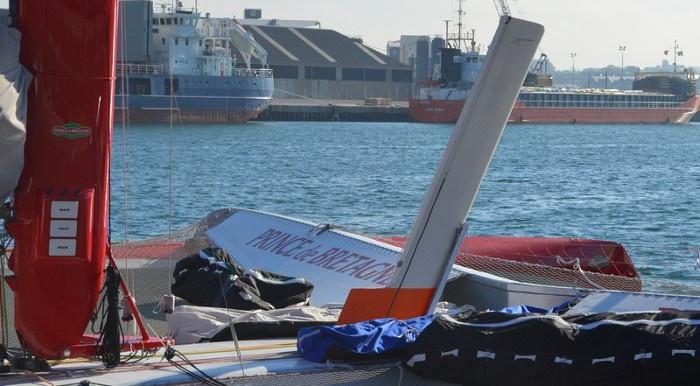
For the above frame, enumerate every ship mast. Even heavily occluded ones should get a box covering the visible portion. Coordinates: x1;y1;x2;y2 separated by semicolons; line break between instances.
444;19;450;47
457;0;464;50
446;0;475;51
673;40;681;73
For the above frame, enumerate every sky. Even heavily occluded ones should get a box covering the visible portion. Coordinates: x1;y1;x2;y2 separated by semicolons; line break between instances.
2;0;697;70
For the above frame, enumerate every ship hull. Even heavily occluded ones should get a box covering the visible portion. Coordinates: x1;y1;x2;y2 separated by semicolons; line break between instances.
409;99;464;123
115;96;271;123
116;73;273;123
410;96;700;124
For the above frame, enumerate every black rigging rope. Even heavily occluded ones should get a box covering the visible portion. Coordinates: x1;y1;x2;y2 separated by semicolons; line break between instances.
90;264;162;368
163;346;229;386
93;266;122;368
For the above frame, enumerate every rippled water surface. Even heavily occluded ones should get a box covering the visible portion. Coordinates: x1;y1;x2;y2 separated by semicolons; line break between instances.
110;122;700;293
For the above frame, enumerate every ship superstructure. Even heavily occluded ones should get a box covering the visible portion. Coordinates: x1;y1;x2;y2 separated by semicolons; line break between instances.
116;1;274;123
408;1;487;123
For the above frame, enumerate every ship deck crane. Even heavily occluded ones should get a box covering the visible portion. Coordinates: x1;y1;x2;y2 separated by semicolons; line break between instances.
228;21;268;68
531;53;549;75
523;53;553;87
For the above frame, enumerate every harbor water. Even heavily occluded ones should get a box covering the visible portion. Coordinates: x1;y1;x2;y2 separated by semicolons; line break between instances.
110;122;700;295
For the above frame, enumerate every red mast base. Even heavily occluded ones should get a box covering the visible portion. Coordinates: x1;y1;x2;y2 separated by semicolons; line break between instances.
66;247;173;360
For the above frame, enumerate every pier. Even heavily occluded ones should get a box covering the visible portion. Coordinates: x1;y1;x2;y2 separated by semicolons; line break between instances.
253;98;410;122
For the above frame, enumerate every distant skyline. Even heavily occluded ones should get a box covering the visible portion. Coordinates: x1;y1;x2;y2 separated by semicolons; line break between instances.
2;0;697;70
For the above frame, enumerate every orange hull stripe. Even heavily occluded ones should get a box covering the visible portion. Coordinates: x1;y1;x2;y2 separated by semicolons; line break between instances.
337;287;435;325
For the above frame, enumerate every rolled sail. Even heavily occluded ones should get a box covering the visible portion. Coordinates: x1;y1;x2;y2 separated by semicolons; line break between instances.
0;25;31;202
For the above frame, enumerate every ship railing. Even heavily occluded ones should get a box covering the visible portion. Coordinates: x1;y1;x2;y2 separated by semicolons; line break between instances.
117;63;166;75
521;100;682;109
233;68;274;78
635;71;695;80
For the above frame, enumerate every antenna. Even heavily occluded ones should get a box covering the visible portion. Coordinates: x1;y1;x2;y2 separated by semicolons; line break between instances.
673;40;681;73
444;20;450;48
457;0;464;50
445;0;472;51
471;28;476;52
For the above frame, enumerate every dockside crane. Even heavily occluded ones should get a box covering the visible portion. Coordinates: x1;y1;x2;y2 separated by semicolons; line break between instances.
531;53;549;75
524;53;553;87
493;0;512;16
492;1;551;87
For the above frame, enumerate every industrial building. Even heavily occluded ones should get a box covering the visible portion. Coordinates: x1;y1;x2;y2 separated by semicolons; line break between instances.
398;35;431;82
387;34;445;93
238;12;413;101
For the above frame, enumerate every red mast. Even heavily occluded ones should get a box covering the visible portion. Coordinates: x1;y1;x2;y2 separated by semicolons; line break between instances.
5;0;163;359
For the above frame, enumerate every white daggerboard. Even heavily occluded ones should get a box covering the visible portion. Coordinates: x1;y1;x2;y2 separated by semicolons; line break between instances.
389;17;544;313
206;209;402;306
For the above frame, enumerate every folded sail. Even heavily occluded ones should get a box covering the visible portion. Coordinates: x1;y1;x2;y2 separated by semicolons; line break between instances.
0;25;31;202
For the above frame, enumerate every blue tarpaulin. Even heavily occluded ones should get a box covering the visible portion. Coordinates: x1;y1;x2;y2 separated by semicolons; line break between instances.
498;299;575;314
297;314;437;362
498;304;550;314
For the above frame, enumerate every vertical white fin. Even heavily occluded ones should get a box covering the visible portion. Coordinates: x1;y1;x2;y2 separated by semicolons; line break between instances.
387;17;543;306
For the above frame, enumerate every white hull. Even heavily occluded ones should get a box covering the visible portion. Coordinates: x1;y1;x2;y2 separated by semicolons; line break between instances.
444;266;581;310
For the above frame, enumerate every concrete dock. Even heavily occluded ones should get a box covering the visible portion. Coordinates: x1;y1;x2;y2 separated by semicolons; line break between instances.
253;98;410;122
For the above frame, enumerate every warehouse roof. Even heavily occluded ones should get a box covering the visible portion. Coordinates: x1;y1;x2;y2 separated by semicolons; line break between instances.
244;25;407;69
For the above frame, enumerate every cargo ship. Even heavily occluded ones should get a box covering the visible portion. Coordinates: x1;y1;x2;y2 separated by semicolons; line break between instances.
510;74;700;124
411;71;700;124
410;27;700;124
116;2;273;123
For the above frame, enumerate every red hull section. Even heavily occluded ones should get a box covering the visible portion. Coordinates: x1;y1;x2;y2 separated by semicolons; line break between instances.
410;96;700;124
6;0;117;358
111;236;640;283
509;97;700;124
377;236;640;281
409;99;464;123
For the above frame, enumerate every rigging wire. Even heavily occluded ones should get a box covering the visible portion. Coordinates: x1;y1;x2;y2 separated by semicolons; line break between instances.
163;346;229;386
204;215;246;373
216;269;246;376
21;371;56;386
0;227;11;346
114;17;246;385
93;3;166;366
273;87;321;102
167;56;175;297
117;0;134;298
159;238;242;385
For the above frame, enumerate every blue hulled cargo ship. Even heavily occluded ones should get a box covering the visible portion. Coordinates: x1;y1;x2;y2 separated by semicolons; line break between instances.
116;2;273;123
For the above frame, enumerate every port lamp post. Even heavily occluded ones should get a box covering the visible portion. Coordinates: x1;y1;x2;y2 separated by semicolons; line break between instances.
570;52;576;89
619;45;626;86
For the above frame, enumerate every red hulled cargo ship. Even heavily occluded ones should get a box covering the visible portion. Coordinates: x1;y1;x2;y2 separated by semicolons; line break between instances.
411;77;700;124
410;25;700;124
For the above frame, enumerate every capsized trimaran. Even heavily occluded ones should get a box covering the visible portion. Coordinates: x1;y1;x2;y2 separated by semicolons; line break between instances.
4;1;700;384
